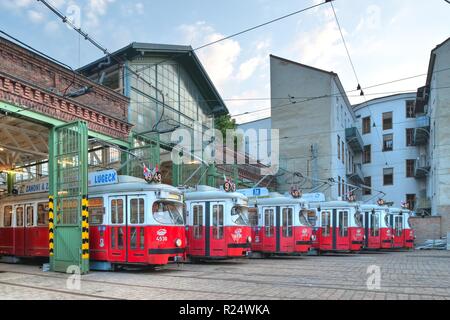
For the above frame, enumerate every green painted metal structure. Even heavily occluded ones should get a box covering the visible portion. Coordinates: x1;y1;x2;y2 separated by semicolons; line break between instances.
49;121;89;274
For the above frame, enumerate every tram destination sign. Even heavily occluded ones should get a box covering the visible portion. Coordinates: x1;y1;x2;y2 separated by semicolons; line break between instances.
17;170;119;194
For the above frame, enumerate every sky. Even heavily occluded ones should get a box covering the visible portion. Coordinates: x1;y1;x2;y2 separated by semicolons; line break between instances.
0;0;449;124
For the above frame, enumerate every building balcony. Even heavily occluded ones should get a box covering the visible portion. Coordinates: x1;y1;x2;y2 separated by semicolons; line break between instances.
414;115;430;145
347;163;364;184
414;156;430;179
345;127;364;153
416;197;431;210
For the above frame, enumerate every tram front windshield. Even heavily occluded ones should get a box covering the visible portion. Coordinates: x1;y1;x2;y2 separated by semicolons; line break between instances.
231;205;250;226
152;201;184;225
354;210;363;227
299;209;313;226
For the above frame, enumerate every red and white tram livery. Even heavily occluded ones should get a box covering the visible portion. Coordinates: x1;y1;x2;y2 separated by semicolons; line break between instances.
248;193;314;256
311;201;364;252
184;185;252;259
0;171;186;268
389;208;415;249
360;204;393;250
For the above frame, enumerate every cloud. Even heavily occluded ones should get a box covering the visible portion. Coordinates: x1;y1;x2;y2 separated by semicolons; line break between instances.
121;2;144;16
84;0;115;28
237;56;265;81
27;10;44;23
178;21;241;88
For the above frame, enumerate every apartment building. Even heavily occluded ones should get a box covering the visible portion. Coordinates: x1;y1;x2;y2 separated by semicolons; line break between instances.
353;93;421;209
269;55;364;199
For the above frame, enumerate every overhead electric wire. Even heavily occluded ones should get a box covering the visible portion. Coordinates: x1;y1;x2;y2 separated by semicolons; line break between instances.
330;1;390;168
111;1;333;82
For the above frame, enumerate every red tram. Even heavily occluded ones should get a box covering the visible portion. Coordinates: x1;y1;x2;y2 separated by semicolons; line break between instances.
310;201;364;253
389;208;415;249
248;193;314;256
360;204;393;250
0;171;186;269
183;185;252;260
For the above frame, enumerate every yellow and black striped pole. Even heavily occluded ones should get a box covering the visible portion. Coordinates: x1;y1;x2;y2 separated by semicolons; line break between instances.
81;195;89;260
48;196;54;256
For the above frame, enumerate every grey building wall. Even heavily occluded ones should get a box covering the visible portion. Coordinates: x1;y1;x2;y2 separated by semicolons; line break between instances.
427;38;450;236
270;55;360;199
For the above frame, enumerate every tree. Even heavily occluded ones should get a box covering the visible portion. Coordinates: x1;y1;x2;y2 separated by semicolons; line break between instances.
215;114;237;138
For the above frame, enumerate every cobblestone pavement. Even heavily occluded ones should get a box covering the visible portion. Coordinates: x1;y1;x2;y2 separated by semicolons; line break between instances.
0;250;449;300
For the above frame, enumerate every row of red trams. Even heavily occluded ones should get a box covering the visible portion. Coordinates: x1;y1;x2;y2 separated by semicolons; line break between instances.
0;173;415;270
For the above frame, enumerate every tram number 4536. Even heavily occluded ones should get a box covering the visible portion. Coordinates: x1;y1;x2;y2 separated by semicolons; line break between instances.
156;229;168;242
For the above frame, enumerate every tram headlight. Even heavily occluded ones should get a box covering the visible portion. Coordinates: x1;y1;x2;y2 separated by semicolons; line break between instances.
247;236;252;243
311;235;317;241
175;238;183;247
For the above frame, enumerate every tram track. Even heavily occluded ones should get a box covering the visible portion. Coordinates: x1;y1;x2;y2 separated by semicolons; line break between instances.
1;266;449;299
0;280;121;300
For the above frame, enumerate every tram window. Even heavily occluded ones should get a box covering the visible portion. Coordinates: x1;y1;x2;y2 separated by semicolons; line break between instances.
321;211;331;236
118;227;124;249
16;207;24;227
153;201;184;225
3;206;12;227
111;199;124;224
231;205;249;226
395;216;403;236
193;205;204;239
89;198;105;225
354;211;363;227
140;227;145;250
282;208;293;237
248;207;258;226
299;209;313;226
371;212;380;236
212;204;224;239
37;203;49;226
339;211;349;237
130;198;145;224
26;206;34;227
384;213;391;228
130;227;137;249
264;209;274;237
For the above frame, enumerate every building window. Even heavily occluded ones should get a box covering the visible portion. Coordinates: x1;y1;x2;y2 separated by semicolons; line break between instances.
338;176;341;197
406;194;416;210
362;116;371;134
363;177;372;195
406;128;415;146
383;168;394;186
342;178;345;198
342;141;345;164
406;100;416;118
363;145;371;164
382;112;393;130
406;159;415;178
383;134;393;152
337;135;341;160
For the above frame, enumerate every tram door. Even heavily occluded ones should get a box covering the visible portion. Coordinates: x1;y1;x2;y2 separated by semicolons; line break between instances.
188;203;205;256
13;205;25;256
336;210;350;249
108;195;147;263
262;207;276;252
108;196;126;262
210;202;225;256
319;210;332;249
24;204;35;256
280;207;294;252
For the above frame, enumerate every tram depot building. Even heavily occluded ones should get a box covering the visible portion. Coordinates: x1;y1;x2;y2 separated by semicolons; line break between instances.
0;30;450;277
